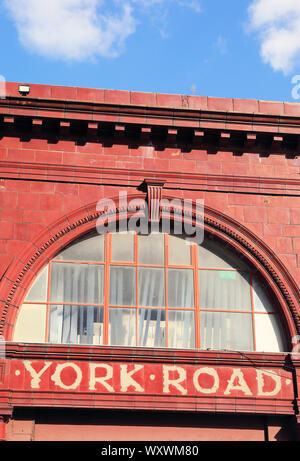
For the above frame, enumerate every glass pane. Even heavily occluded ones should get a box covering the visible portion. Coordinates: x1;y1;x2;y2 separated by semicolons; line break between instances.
199;270;251;310
252;276;275;313
54;233;104;262
200;311;254;352
138;233;164;265
138;268;165;307
138;309;166;348
48;305;104;345
168;269;194;308
255;314;286;352
109;308;136;346
109;266;136;306
50;263;104;304
24;266;48;302
111;232;135;262
198;239;249;270
168;235;191;266
168;310;195;349
13;304;47;343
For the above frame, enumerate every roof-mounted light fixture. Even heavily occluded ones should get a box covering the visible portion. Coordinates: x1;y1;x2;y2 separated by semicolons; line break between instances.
18;84;30;95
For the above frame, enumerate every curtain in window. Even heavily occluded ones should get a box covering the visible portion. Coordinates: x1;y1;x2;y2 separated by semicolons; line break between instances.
49;263;104;344
138;309;166;347
168;310;195;349
168;269;194;308
49;305;103;344
138;268;165;307
109;267;136;306
109;308;136;346
138;269;165;347
199;270;251;310
200;311;253;351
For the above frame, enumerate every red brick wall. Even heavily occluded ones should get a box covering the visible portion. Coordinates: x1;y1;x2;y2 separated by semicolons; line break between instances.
0;135;299;285
0;82;300;441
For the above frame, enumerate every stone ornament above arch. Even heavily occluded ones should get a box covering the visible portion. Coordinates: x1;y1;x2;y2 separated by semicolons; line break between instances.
0;191;299;343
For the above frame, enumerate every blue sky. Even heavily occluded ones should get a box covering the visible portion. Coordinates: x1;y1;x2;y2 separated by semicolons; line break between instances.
1;0;300;102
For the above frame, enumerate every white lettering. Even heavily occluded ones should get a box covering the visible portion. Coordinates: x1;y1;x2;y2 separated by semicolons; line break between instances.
50;363;82;390
23;360;52;389
224;368;252;396
193;367;220;394
120;365;144;393
163;365;187;395
256;369;282;397
89;364;114;392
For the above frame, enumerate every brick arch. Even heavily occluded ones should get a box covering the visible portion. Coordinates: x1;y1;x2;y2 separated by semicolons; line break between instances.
0;192;298;344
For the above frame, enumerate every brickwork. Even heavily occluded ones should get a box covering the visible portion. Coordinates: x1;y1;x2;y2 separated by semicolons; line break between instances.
0;82;299;440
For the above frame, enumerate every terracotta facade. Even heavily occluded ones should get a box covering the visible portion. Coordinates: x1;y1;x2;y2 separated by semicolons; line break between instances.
0;82;299;441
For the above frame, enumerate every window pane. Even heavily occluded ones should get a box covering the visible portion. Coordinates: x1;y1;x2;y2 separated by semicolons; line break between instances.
199;270;251;310
138;309;166;348
50;263;104;304
109;308;136;346
200;311;254;351
168;235;191;266
252;276;275;313
198;239;249;270
54;233;104;262
168;310;195;349
24;266;48;302
13;304;47;343
168;269;194;308
109;267;136;306
111;232;134;262
138;233;164;265
48;305;104;345
255;314;286;352
138;268;165;307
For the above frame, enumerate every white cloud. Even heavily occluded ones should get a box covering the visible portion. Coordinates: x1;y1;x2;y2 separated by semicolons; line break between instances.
130;0;202;39
216;36;228;55
248;0;300;74
3;0;202;61
134;0;201;12
178;0;202;13
3;0;136;61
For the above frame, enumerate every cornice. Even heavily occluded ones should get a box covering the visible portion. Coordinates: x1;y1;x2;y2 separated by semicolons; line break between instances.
2;95;300;131
3;342;292;368
1;160;299;196
1;95;300;157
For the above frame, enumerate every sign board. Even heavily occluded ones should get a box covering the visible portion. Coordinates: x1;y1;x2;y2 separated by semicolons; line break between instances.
2;359;293;399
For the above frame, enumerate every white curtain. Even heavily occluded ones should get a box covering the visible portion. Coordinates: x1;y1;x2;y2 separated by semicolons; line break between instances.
168;310;195;349
200;311;253;351
199;270;253;351
138;309;166;347
168;269;194;308
49;263;104;344
109;308;136;346
109;266;136;306
199;270;251;310
138;268;165;307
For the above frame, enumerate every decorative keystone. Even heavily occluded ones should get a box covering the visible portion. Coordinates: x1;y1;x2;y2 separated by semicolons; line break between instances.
144;178;166;223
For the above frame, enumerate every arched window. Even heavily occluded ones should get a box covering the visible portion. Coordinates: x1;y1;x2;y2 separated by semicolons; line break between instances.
13;231;287;352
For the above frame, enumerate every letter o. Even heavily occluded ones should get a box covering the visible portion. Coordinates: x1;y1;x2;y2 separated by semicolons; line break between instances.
51;363;82;390
193;367;219;394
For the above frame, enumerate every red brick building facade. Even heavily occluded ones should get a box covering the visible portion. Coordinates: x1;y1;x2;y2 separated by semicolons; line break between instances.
0;82;299;441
